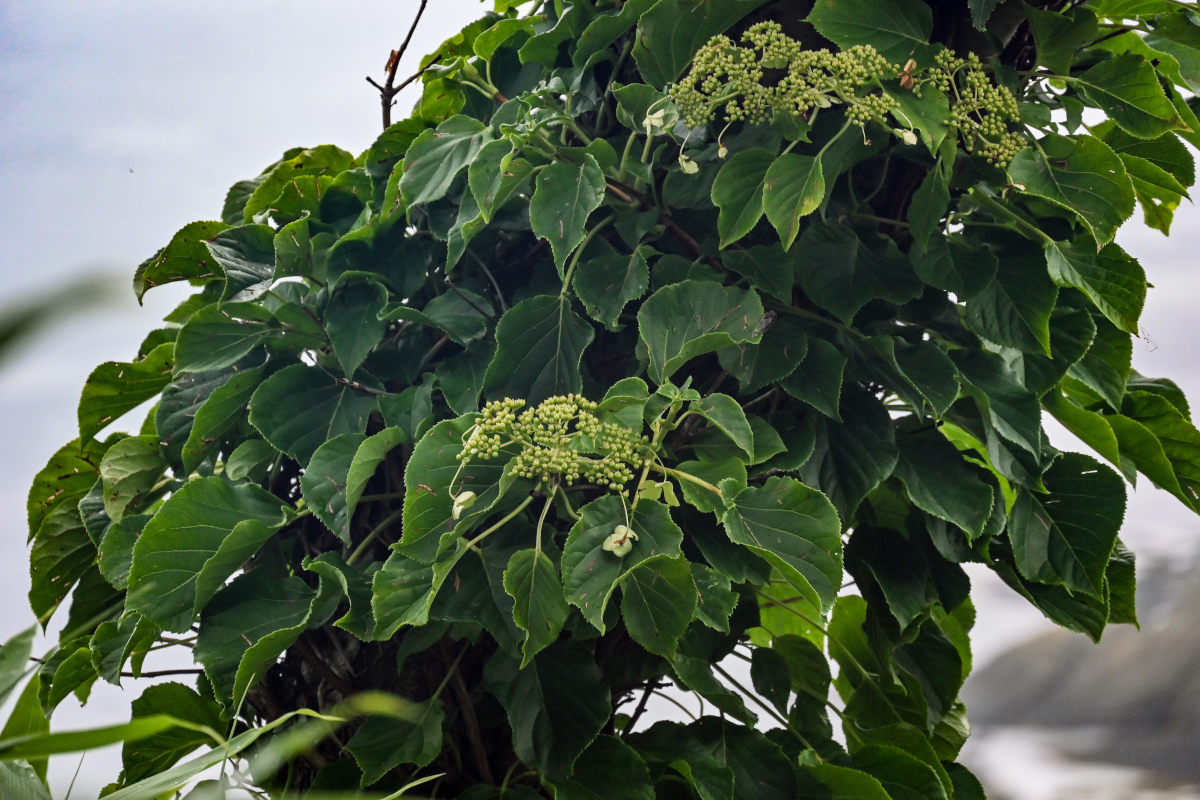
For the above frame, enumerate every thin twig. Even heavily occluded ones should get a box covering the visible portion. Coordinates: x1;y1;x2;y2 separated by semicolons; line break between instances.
366;0;430;129
622;680;657;736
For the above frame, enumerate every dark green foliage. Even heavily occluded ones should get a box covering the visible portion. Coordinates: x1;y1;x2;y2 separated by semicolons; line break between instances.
9;0;1200;797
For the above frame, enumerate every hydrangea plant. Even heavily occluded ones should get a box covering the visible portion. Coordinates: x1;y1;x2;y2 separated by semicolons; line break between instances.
5;0;1200;797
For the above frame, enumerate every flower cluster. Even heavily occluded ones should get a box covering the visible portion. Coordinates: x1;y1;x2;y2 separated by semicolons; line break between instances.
669;22;1025;165
458;395;647;488
930;49;1024;165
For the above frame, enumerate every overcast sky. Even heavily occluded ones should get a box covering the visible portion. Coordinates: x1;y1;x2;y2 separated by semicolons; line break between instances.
3;2;1200;795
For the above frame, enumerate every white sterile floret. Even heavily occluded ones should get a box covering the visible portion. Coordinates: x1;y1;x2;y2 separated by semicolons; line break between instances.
602;524;638;557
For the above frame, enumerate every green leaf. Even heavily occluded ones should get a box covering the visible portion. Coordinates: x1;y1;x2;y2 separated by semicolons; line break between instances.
573;246;651;330
711;148;774;248
482;295;595;405
126;477;286;631
807;0;934;67
673;459;746;515
910;236;998;301
437;343;494;415
1007;134;1134;248
133;221;229;301
968;0;1000;30
468;139;534;223
194;564;336;712
894;427;995;541
562;497;684;631
1146;11;1200;92
248;363;379;465
0;628;35;708
530;155;607;280
179;364;267;474
722;476;843;610
620;555;696;659
504;548;570;667
423;287;494;346
1044;239;1145;334
345;700;445;784
205;225;276;303
797;761;892;798
793;222;923;323
122;683;226;783
632;0;772;86
483;640;610;778
638;281;764;382
908;167;949;250
964;243;1057;354
1075;54;1181;139
1119;390;1200;510
1025;5;1099;75
400;115;492;208
0;762;50;800
718;316;808;395
691;393;754;460
303;427;406;545
804;389;901;523
99;435;166;522
326;276;388;377
241;145;355;222
721;244;796;305
399;416;519;564
474;15;541;60
549;735;655;800
781;337;846;420
173;302;273;373
1009;453;1125;597
853;743;950;800
954;350;1044;458
574;0;657;67
763;154;825;249
78;342;174;442
690;564;739;632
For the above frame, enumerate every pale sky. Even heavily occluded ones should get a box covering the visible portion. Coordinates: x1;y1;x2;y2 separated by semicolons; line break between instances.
3;2;1200;795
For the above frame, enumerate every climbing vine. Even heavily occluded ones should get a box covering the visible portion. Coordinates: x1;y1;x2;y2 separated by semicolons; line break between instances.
4;0;1200;797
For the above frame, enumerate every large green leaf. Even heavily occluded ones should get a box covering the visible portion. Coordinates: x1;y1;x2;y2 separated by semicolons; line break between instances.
1044;239;1145;334
620;555;696;659
133;221;229;301
178;364;266;473
301;427;406;545
781;337;846;420
561;496;684;631
718;315;807;395
793;222;923;323
206;224;276;302
1009;453;1125;597
763;154;825;248
248;363;379;465
326;276;388;377
77;342;174;443
963;242;1057;354
126;477;286;631
1007;134;1134;248
530;155;607;279
193;567;327;710
799;386;899;519
483;295;595;405
1118;390;1200;510
807;0;934;67
573;246;651;330
483;641;610;778
632;0;772;86
1074;54;1181;139
344;699;445;784
122;683;226;783
549;735;655;800
721;477;843;610
400;115;492;208
711;149;775;248
504;548;570;666
894;427;995;541
638;281;764;382
99;435;167;522
173;303;273;373
469;139;534;223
